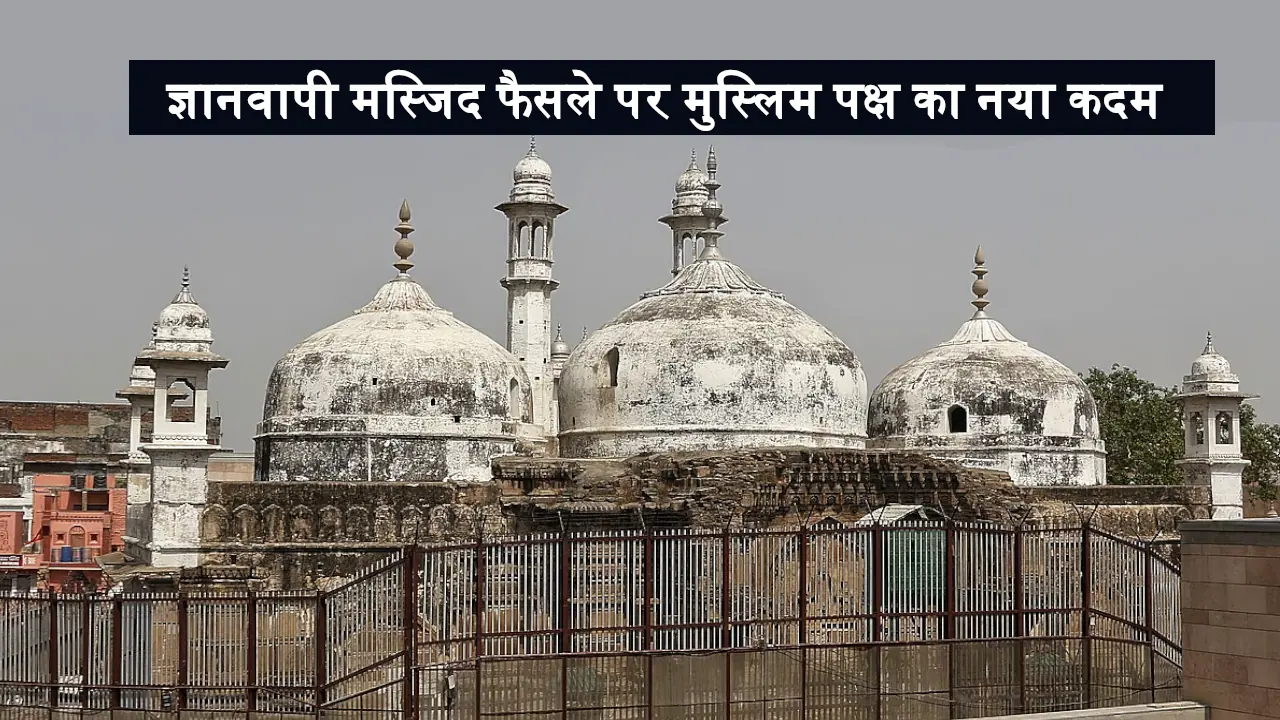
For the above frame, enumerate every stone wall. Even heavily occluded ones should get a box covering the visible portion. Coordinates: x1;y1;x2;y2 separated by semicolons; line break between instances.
0;401;222;473
1179;518;1280;719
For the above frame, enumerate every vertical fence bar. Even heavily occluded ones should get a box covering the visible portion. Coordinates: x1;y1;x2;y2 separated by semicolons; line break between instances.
1082;524;1097;705
798;525;809;719
403;548;418;719
643;530;654;720
1144;547;1156;703
559;533;570;720
721;529;732;718
246;591;258;715
49;593;59;709
81;597;91;709
110;596;123;710
315;592;327;711
944;522;956;640
177;592;189;711
1013;525;1025;715
474;537;486;720
871;524;884;642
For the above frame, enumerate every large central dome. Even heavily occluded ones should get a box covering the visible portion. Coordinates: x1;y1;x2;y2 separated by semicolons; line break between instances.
557;151;867;458
257;202;537;483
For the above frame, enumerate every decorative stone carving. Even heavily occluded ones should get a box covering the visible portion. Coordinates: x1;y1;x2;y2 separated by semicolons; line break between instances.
318;506;343;541
262;505;286;542
201;504;229;542
374;506;398;542
290;505;314;541
232;505;259;543
346;506;372;541
401;506;424;543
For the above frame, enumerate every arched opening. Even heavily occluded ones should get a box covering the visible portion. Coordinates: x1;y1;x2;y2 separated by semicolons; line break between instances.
508;379;521;420
1216;411;1234;444
531;223;545;258
947;405;968;433
605;347;619;387
165;379;196;424
517;222;531;257
1191;412;1204;445
68;526;86;548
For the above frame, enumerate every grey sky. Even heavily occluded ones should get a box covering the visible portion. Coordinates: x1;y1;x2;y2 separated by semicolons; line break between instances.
0;1;1273;453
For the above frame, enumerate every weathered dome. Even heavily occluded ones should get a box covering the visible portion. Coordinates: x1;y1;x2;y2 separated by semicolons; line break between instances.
153;268;213;352
508;138;555;204
262;277;532;423
558;153;867;458
672;150;709;214
1188;333;1236;381
257;202;537;483
551;326;571;359
867;248;1105;487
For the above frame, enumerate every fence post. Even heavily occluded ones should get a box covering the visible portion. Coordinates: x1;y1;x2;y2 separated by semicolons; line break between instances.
798;524;809;719
1013;525;1025;715
80;596;90;710
177;592;189;711
559;533;571;720
944;522;956;641
474;535;486;720
721;529;732;718
48;593;58;710
643;529;655;720
871;524;884;642
110;596;123;710
403;546;418;719
315;591;327;711
247;590;258;714
1143;545;1156;702
1080;523;1092;710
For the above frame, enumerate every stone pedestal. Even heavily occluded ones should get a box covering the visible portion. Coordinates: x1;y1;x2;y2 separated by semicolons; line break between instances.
141;443;220;568
1177;458;1247;520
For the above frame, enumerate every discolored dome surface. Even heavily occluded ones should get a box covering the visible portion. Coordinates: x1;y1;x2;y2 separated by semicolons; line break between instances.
557;254;867;459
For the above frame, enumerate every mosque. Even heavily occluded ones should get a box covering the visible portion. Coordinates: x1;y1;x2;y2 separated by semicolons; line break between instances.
98;140;1247;589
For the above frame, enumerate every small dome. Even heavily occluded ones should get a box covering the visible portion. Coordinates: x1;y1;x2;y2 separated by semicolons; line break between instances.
1188;332;1236;381
867;248;1104;487
671;150;708;215
153;268;214;353
508;138;555;204
551;326;571;359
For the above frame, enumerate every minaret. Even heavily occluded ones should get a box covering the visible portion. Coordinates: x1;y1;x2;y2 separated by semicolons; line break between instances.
659;149;718;275
118;320;167;553
133;268;229;568
1175;332;1253;520
497;138;567;437
549;325;572;442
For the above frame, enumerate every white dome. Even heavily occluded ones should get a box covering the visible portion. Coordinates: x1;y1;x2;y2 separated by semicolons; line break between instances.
867;249;1105;487
508;139;556;205
1188;333;1236;381
671;151;708;214
153;269;214;353
558;253;867;459
256;203;537;483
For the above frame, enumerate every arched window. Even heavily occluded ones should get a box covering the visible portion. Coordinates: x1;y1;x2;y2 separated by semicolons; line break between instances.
605;347;620;387
1216;411;1234;444
69;526;86;548
531;223;545;257
1191;412;1204;445
517;223;531;257
508;379;521;420
947;405;968;433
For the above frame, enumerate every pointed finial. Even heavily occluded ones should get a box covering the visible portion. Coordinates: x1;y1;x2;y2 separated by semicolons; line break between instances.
393;199;415;275
172;266;196;303
528;136;537;154
182;266;190;289
688;148;698;168
698;147;725;259
1203;331;1215;354
582;326;588;342
554;325;564;342
970;245;989;314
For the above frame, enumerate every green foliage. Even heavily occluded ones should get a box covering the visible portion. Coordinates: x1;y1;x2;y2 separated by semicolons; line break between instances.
1081;364;1280;501
1081;365;1183;485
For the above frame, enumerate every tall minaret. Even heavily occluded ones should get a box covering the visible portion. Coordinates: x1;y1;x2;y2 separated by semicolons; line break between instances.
134;268;228;568
659;149;717;276
496;138;567;436
1176;332;1253;520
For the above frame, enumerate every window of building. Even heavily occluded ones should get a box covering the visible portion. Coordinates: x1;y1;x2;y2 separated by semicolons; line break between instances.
947;405;968;433
605;348;620;387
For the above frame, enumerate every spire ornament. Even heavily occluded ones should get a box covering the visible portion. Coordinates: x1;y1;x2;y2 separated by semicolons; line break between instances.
970;246;989;314
172;266;196;304
697;146;725;260
393;199;415;275
1203;331;1215;355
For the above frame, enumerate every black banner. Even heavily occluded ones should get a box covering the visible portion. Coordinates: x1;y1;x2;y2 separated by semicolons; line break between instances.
129;60;1215;136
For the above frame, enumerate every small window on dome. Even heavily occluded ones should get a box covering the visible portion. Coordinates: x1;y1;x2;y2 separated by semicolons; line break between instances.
508;379;520;420
372;378;378;386
605;347;620;387
947;405;968;433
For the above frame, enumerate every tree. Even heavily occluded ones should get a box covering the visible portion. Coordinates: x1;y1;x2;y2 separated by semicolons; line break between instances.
1081;364;1280;501
1081;365;1183;485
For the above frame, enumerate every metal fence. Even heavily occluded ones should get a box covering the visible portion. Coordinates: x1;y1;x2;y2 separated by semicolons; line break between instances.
0;522;1181;718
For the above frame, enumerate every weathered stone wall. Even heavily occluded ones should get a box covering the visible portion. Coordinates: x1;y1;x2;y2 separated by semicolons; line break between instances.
255;432;516;484
0;400;220;473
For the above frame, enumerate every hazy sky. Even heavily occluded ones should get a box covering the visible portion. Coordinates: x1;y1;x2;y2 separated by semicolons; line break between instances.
0;1;1273;453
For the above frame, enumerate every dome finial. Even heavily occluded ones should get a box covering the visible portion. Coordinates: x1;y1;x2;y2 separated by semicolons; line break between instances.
554;325;564;342
393;199;415;275
1204;330;1215;354
528;136;537;154
697;146;725;260
172;266;196;304
970;245;989;314
688;148;698;168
